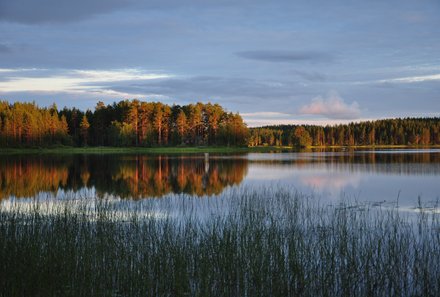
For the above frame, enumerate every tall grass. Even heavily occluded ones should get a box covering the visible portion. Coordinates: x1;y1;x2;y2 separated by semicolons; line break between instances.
0;188;439;297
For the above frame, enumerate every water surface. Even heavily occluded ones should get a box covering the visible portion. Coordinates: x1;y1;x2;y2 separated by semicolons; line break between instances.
1;149;439;208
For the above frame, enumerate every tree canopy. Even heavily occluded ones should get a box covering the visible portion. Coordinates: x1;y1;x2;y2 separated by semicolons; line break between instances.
0;100;249;147
249;118;440;147
1;100;439;148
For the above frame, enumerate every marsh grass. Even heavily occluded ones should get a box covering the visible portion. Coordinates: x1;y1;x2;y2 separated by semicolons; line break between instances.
0;188;439;297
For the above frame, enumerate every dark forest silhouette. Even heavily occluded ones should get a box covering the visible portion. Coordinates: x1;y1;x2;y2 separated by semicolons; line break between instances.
249;118;440;147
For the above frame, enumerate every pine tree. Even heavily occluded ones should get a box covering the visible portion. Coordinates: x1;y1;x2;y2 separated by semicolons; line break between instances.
80;115;90;146
153;104;163;145
176;110;187;145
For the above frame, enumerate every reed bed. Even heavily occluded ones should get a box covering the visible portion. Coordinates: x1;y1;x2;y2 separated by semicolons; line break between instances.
0;188;439;297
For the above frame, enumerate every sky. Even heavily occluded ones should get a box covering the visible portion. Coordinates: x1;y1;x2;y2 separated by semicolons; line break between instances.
0;0;439;127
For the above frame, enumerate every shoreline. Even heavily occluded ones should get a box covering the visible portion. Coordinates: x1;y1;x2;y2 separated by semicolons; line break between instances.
0;146;287;155
1;144;440;155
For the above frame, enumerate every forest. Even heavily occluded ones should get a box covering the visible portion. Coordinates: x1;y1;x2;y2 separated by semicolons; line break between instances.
249;118;440;147
1;100;440;148
0;100;249;147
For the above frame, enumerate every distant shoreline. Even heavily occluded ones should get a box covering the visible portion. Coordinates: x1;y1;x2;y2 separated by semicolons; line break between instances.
1;145;440;155
0;146;279;155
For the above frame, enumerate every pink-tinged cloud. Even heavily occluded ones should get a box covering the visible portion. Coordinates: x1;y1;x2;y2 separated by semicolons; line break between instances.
299;92;361;119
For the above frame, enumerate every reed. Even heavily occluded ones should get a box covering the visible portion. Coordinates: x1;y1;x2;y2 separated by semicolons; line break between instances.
0;188;439;296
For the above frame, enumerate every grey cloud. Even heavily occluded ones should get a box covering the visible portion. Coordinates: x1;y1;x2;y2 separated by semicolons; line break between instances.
0;0;439;122
0;0;135;24
0;90;106;110
93;75;310;102
0;43;11;53
236;50;334;63
0;0;254;24
0;73;318;114
294;70;327;82
69;74;320;112
0;68;69;82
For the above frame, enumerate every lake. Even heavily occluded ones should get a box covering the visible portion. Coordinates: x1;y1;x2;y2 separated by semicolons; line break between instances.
1;148;439;210
2;148;440;296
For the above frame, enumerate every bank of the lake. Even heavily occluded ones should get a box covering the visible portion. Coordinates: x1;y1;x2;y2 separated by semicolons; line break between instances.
1;144;440;155
0;146;294;155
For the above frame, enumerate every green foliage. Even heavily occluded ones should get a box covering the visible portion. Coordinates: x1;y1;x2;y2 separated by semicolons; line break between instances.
291;126;312;147
0;101;72;147
108;121;136;146
249;118;440;147
6;100;439;148
79;115;90;146
0;100;249;147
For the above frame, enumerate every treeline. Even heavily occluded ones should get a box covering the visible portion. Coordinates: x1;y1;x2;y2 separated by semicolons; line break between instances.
0;101;70;146
0;100;249;147
2;100;440;148
249;118;440;147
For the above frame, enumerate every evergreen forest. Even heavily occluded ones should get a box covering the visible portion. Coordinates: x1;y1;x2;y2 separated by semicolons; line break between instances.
0;100;248;147
1;100;439;148
249;118;440;147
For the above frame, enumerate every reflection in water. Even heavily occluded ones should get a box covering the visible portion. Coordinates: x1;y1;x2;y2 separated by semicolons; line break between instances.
0;156;70;199
245;150;440;204
299;173;362;191
246;150;440;175
1;150;440;203
0;155;248;199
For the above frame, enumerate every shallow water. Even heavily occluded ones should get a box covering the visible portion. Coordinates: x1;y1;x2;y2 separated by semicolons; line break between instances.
1;149;439;209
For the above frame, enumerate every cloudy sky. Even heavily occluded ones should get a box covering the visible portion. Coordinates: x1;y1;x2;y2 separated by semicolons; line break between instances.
0;0;439;126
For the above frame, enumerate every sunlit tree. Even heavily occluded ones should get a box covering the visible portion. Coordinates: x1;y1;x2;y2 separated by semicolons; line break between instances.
80;115;90;146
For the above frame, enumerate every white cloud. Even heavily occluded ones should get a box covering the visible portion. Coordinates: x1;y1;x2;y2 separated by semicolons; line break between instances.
0;68;40;73
240;111;291;118
241;107;372;127
72;69;169;82
377;73;440;84
299;92;361;120
244;118;371;127
0;68;171;93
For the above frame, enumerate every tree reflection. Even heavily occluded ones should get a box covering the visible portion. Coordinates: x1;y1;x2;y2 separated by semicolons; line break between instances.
0;155;248;199
0;156;70;199
99;155;249;198
250;150;440;175
2;151;439;200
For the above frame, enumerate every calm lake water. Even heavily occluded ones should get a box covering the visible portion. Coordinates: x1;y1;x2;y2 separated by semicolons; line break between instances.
1;149;440;209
